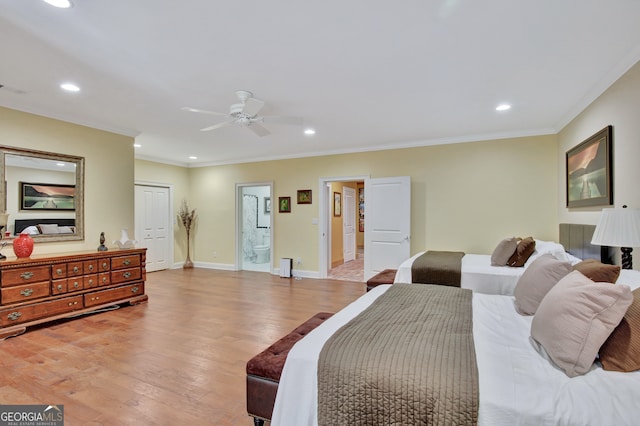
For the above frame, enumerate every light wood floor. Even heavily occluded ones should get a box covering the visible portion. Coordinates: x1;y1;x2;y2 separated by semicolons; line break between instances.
0;268;365;425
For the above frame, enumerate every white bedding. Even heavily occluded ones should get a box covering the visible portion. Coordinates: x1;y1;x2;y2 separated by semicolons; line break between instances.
393;241;581;295
272;270;640;426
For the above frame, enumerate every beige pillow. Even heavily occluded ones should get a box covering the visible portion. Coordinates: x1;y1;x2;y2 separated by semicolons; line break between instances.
490;237;519;266
37;224;60;234
514;254;572;315
573;259;621;283
599;288;640;372
531;271;633;377
507;236;536;267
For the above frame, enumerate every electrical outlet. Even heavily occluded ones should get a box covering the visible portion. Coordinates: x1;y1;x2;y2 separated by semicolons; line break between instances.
296;257;302;264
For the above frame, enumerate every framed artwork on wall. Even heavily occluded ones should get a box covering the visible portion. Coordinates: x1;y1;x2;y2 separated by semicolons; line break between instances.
333;192;341;217
20;182;76;211
358;186;365;232
566;125;613;208
278;196;291;213
297;189;312;204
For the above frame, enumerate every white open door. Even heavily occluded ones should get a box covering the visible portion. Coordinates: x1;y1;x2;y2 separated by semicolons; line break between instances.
364;176;411;281
343;187;356;262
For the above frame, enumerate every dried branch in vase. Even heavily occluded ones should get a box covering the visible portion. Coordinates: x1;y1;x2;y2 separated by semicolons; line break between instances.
178;200;196;232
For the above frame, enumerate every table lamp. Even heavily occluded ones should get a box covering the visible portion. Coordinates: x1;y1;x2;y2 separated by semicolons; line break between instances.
591;205;640;269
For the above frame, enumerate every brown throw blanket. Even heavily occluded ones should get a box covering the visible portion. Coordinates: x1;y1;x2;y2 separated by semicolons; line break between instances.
317;284;478;426
411;250;465;286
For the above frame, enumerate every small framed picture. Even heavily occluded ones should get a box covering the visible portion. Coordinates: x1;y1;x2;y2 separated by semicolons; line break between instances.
297;189;312;204
333;192;341;217
278;196;291;213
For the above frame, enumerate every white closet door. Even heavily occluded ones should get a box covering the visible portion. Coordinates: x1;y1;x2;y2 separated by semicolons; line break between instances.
135;184;170;272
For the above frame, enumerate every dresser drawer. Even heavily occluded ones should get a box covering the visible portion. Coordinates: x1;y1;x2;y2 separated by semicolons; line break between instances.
1;281;51;304
98;259;110;272
0;295;83;327
84;283;144;307
1;266;51;287
84;274;99;290
98;272;110;286
52;279;68;295
52;264;67;279
111;267;141;285
68;277;83;292
111;254;141;270
68;261;84;277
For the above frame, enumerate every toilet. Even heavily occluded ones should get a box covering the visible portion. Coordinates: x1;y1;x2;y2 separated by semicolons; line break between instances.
254;245;270;263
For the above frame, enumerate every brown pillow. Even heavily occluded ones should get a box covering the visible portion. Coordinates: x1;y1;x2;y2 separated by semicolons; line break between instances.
599;288;640;372
514;254;572;315
507;236;536;267
490;237;519;266
573;259;621;283
531;271;633;377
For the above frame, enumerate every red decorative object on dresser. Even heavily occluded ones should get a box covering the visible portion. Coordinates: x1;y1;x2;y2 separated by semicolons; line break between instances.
12;232;34;258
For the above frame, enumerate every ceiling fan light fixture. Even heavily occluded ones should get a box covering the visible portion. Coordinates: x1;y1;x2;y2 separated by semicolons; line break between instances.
43;0;73;8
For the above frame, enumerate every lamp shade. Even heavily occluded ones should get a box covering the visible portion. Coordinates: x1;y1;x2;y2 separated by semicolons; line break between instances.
591;207;640;247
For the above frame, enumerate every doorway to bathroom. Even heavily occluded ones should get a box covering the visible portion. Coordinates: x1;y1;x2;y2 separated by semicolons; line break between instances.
236;183;273;273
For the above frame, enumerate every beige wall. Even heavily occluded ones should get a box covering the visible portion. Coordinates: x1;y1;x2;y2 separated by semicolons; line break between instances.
176;134;558;274
558;59;640;267
0;107;135;255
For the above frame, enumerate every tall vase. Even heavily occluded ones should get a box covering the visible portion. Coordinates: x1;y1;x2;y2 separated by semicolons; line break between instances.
183;229;193;269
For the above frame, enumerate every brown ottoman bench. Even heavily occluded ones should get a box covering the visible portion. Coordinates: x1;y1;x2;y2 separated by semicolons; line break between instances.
366;268;397;291
246;312;333;426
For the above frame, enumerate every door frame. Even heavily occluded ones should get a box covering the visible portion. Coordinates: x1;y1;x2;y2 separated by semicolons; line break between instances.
134;180;175;269
318;175;368;278
235;181;274;272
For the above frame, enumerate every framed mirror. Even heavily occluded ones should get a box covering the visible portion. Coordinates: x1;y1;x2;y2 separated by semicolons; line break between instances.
0;145;84;242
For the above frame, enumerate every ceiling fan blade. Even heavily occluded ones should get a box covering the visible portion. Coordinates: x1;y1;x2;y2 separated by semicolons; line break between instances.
261;115;303;126
200;121;232;132
243;97;265;117
247;122;270;137
182;106;228;116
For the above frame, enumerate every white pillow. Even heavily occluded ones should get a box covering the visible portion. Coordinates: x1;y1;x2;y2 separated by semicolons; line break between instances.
22;225;40;235
531;271;633;377
57;226;74;234
38;224;60;234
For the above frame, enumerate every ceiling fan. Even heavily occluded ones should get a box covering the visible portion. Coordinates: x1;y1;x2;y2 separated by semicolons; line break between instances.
182;90;303;137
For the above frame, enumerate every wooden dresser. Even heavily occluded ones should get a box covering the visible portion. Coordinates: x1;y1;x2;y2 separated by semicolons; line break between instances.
0;248;147;340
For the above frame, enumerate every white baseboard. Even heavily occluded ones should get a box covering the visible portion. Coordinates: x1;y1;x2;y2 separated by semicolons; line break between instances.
168;261;320;279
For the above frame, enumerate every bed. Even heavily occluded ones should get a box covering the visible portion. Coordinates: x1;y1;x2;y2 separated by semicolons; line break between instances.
272;269;640;425
13;218;76;235
393;224;606;295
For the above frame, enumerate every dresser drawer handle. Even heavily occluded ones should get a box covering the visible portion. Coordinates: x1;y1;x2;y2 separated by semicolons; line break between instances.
131;286;139;294
123;259;131;266
88;279;94;286
68;301;78;306
88;264;94;271
73;266;80;273
102;276;108;283
56;268;64;276
20;271;34;280
57;284;63;291
7;311;22;321
102;262;109;269
73;282;80;289
123;272;132;279
20;288;33;297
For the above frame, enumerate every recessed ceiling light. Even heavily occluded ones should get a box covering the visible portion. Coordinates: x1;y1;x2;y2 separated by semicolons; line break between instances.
43;0;73;8
133;143;141;148
304;128;316;135
189;156;198;160
496;104;511;111
60;83;80;92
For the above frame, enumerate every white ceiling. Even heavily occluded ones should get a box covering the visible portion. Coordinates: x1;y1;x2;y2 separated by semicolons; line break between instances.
1;1;640;167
